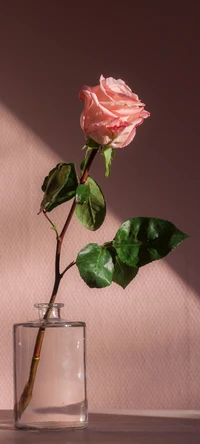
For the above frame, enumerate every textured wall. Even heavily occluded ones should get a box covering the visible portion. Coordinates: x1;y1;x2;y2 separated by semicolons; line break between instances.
0;2;200;410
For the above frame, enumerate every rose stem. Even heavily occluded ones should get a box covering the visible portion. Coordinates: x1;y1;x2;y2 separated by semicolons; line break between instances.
15;147;98;418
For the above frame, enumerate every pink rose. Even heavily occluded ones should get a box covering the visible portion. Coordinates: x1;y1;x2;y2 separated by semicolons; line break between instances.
79;75;150;149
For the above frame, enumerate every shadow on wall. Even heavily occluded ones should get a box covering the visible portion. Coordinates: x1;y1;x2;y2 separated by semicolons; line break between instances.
0;1;199;293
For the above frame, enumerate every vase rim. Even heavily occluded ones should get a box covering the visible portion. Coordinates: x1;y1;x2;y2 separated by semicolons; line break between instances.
34;303;64;309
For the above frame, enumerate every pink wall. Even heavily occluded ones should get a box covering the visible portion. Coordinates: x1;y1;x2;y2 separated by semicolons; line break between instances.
0;2;200;410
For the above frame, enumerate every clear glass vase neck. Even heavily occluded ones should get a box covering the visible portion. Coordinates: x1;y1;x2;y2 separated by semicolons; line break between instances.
34;303;64;320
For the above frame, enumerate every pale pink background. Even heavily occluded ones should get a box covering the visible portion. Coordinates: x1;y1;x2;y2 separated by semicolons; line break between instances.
0;2;200;410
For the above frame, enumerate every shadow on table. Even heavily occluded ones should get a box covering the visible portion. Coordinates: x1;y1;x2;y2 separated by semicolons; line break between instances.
1;410;200;433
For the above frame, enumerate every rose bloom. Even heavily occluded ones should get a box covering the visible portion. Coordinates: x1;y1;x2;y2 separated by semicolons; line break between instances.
79;75;150;149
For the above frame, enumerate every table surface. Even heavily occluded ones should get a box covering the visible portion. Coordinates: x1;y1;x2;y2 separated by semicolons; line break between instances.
1;410;200;443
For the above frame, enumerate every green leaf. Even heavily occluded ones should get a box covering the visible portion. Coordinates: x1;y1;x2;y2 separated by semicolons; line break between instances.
40;163;78;212
113;255;138;289
75;176;106;231
75;184;90;204
102;147;115;177
80;139;100;171
76;243;114;288
80;146;93;172
113;217;189;267
41;163;71;196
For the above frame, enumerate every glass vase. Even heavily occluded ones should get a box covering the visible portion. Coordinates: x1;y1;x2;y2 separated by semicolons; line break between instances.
13;303;87;430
